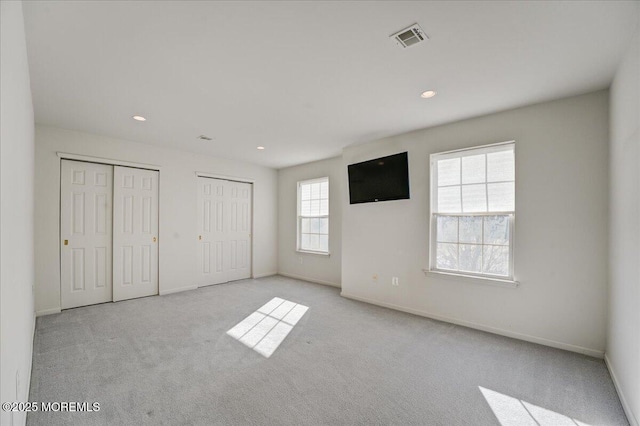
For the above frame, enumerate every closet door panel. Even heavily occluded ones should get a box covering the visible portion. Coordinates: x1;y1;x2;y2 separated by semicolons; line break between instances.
197;178;252;285
197;177;227;286
113;166;159;301
226;181;252;282
60;160;113;309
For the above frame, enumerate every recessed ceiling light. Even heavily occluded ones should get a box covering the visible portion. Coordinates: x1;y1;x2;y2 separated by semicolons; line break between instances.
132;115;146;121
257;146;265;150
420;90;437;99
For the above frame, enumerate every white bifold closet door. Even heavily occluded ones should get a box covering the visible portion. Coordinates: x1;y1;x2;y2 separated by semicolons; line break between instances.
61;160;114;309
197;177;252;286
112;166;159;302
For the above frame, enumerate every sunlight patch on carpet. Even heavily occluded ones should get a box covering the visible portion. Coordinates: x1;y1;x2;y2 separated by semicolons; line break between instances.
479;386;591;426
227;297;309;357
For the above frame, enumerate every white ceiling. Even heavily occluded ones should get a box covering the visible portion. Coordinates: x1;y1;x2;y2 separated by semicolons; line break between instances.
23;1;639;169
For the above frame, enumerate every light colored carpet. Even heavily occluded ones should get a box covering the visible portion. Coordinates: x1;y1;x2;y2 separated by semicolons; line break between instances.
28;275;628;425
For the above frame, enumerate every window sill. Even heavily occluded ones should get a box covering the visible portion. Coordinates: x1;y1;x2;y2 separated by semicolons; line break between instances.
422;269;519;289
297;249;330;256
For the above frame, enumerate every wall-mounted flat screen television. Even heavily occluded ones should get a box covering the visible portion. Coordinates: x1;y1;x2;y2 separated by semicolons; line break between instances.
348;152;410;204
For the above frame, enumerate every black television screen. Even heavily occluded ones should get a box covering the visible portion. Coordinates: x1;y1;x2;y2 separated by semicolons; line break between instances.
348;152;410;204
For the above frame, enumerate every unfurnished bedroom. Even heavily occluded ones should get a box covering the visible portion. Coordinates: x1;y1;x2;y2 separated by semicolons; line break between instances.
1;1;638;425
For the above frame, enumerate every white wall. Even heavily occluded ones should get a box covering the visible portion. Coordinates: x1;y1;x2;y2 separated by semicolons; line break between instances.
608;18;640;426
341;90;609;357
1;2;36;425
34;125;278;314
278;157;342;287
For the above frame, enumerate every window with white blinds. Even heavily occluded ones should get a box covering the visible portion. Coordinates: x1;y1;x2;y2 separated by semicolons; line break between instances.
430;142;515;279
297;177;329;254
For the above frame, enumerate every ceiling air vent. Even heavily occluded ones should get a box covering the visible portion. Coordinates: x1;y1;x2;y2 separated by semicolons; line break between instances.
390;23;428;48
197;135;213;141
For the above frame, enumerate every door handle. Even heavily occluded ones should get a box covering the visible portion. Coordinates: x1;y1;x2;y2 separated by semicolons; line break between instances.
198;235;202;240
153;237;157;243
64;239;69;246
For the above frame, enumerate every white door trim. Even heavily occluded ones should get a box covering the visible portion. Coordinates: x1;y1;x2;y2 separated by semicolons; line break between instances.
57;152;161;171
195;171;255;183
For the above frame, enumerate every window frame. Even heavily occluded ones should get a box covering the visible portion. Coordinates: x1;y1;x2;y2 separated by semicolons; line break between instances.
296;176;330;255
429;141;515;281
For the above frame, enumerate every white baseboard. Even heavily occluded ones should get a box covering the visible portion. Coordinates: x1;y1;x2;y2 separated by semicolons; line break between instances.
605;354;638;426
253;272;278;279
340;292;604;359
35;307;61;317
159;285;197;296
278;272;341;289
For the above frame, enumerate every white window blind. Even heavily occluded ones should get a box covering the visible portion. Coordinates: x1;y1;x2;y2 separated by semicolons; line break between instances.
430;142;515;279
297;177;329;253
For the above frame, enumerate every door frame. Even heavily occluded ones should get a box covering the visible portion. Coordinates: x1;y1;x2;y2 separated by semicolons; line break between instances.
58;152;161;308
195;171;255;279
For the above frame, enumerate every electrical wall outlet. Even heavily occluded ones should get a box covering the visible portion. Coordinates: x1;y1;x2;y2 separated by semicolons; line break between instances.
392;277;399;286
